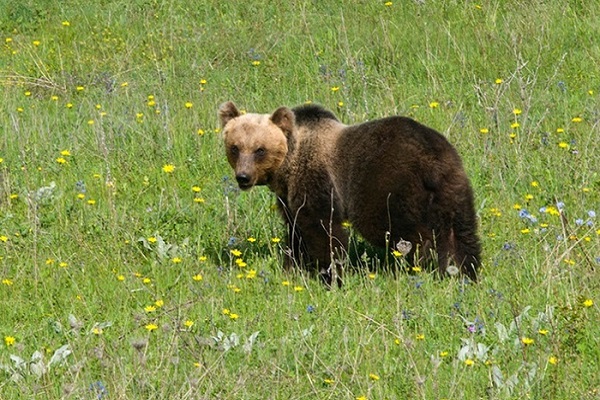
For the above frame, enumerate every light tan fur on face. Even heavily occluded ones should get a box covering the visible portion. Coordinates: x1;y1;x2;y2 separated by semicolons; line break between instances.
219;102;290;190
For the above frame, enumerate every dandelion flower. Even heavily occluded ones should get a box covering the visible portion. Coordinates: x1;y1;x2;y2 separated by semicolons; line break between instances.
87;199;96;205
538;329;549;335
62;21;71;26
324;378;334;385
0;235;8;242
571;117;583;123
583;299;593;307
548;356;558;365
230;249;242;257
199;256;207;262
251;60;261;66
192;273;203;281
162;164;175;173
142;277;151;284
464;359;475;366
5;336;16;346
229;313;239;320
2;278;14;285
193;197;205;203
294;286;304;292
513;108;522;115
56;157;67;164
59;262;68;268
384;1;393;5
331;86;340;92
479;128;489;134
247;237;257;243
145;323;158;332
282;280;290;286
235;259;247;268
440;351;449;357
172;257;182;263
66;103;73;109
558;141;569;149
368;273;376;280
271;237;281;243
429;101;439;108
92;327;103;335
415;333;425;340
144;305;156;313
184;320;194;328
185;102;193;109
495;78;503;84
521;337;534;345
222;308;230;315
117;275;125;281
369;373;380;381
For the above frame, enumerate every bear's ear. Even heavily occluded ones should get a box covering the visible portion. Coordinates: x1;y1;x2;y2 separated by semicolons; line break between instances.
270;106;295;135
218;101;241;127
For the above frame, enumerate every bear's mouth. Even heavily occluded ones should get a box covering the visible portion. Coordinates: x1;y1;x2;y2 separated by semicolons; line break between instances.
238;183;253;190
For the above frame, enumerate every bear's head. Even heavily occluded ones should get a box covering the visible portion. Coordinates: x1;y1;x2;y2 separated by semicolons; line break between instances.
219;101;294;190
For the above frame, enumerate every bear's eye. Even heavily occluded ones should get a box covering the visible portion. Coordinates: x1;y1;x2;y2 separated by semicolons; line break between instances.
229;145;239;156
255;148;266;157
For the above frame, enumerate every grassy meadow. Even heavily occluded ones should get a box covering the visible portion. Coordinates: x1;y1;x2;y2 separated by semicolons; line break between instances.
1;0;599;398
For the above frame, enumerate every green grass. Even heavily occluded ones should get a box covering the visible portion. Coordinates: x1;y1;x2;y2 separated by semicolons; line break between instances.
1;0;599;398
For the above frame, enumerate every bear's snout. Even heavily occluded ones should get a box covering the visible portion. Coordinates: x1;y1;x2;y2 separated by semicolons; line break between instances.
235;173;253;190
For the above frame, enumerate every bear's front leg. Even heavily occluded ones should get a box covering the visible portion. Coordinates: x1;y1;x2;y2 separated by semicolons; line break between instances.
294;214;349;287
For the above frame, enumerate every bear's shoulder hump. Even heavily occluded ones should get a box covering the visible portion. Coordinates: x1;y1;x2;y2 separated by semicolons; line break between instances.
292;104;339;126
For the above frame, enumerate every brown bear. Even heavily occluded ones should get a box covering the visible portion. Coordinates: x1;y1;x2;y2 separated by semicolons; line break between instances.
219;101;481;286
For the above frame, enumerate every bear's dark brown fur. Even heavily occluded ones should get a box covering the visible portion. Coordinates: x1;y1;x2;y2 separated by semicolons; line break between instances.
219;101;481;285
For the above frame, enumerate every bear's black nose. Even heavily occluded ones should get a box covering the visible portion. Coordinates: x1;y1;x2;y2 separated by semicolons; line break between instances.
236;174;251;187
